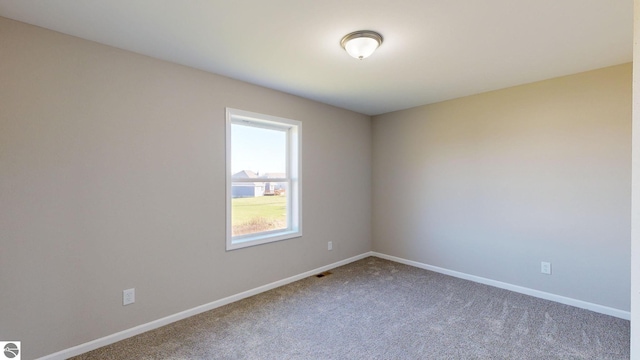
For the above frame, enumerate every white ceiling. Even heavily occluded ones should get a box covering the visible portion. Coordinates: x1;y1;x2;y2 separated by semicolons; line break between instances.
0;1;633;115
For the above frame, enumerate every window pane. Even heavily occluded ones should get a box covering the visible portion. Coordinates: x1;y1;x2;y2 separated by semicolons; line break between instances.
231;182;288;236
231;123;286;176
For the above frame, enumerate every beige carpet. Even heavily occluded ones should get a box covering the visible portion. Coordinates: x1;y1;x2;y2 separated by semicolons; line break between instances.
73;257;630;359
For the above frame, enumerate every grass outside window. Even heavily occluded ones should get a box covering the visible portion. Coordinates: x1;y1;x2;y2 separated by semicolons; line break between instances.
231;195;287;236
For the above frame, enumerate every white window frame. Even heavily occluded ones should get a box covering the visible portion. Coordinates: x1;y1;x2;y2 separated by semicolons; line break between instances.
226;108;302;251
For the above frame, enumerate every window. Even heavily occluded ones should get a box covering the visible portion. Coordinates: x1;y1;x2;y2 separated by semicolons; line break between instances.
226;108;301;250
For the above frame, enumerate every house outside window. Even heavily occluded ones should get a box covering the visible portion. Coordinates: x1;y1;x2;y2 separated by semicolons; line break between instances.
225;108;301;250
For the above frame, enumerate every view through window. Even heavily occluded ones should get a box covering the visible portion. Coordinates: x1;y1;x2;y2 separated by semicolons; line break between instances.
226;108;301;250
231;124;287;236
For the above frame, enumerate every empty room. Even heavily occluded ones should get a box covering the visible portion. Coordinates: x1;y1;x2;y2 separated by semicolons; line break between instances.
1;1;639;359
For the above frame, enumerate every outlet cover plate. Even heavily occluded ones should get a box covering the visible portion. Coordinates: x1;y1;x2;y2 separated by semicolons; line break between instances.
541;262;552;275
123;288;135;305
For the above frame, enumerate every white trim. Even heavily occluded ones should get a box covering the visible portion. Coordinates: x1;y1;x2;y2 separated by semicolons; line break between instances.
371;252;630;320
228;229;302;250
37;252;372;360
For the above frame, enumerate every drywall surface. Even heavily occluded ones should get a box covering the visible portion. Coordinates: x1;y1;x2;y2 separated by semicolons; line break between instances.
631;0;640;356
0;17;371;359
373;64;631;312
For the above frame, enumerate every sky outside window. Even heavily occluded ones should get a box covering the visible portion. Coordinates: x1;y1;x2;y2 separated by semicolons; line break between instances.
231;123;286;175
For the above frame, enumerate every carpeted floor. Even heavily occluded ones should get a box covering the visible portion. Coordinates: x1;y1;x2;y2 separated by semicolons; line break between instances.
72;257;630;359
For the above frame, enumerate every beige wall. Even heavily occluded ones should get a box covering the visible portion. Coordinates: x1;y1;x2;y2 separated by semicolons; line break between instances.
0;17;371;359
373;64;631;312
631;0;639;356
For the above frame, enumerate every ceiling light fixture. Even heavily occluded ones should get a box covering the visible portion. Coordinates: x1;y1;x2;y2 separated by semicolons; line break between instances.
340;30;383;60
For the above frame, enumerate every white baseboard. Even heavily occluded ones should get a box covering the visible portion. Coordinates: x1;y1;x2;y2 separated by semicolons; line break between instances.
37;252;373;360
371;252;630;320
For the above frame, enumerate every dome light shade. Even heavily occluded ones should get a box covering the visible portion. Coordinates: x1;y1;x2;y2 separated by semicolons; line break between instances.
341;31;383;60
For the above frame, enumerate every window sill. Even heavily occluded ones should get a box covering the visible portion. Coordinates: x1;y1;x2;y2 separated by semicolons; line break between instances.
226;229;302;251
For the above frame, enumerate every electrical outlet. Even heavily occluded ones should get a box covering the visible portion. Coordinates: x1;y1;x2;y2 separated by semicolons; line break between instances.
328;241;333;251
123;288;135;305
541;262;551;275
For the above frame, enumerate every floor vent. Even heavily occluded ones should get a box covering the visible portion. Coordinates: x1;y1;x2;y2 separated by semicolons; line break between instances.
315;271;332;278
